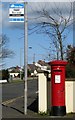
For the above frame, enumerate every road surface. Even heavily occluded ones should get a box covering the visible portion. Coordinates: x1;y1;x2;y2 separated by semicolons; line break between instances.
2;79;38;104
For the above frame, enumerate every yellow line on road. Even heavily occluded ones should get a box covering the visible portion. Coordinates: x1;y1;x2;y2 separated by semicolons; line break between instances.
2;96;23;105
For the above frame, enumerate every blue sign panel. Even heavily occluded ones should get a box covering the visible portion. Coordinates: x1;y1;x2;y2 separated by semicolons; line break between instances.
9;3;24;22
9;4;24;8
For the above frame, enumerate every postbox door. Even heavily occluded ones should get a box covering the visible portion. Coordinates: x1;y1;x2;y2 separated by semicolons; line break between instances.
52;69;65;106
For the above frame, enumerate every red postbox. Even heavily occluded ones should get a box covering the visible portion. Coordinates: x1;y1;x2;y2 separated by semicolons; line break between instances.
49;60;67;116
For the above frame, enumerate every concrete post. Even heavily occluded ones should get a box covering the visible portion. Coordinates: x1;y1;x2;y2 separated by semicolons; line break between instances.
38;71;47;113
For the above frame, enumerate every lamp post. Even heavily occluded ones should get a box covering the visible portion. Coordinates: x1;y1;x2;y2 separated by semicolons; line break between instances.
20;48;23;80
29;47;35;77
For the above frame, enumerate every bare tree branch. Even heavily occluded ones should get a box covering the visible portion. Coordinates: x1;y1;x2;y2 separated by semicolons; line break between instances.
0;34;15;60
28;2;73;60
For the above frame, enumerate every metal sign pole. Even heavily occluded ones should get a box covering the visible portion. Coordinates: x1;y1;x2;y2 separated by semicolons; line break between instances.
9;2;27;115
24;2;28;115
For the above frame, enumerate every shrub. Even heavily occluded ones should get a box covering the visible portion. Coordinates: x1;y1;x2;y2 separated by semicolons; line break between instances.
2;69;9;82
66;64;75;78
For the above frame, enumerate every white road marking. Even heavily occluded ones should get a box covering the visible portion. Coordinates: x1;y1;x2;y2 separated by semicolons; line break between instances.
2;96;23;105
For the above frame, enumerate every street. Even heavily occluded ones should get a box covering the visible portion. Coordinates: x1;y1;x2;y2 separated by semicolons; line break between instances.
2;79;38;118
2;79;38;102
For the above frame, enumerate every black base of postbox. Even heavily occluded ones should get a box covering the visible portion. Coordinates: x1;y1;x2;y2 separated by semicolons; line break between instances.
51;106;66;116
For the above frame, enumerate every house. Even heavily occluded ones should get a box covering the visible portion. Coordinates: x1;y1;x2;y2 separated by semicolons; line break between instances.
8;60;51;78
28;64;38;76
35;60;51;73
8;66;21;79
27;60;51;77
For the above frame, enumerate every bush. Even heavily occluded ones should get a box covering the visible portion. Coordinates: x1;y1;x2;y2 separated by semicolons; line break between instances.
28;69;31;77
66;64;75;78
2;69;9;82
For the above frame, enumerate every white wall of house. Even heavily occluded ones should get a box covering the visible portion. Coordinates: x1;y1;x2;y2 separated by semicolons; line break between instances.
31;70;37;76
35;62;47;71
9;73;19;78
41;66;47;71
35;63;41;67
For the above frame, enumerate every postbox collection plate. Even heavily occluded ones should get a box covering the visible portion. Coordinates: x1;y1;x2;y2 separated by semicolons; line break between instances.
55;75;61;83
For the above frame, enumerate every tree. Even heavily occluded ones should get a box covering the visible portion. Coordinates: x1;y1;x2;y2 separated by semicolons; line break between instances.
66;45;75;64
0;34;14;66
66;45;75;78
29;2;73;60
66;64;75;78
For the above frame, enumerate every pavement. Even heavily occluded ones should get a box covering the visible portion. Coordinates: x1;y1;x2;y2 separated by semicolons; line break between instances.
2;96;41;118
2;96;74;119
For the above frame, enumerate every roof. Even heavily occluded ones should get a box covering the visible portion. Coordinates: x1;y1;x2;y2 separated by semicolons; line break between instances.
28;64;38;72
8;66;21;73
38;60;48;66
